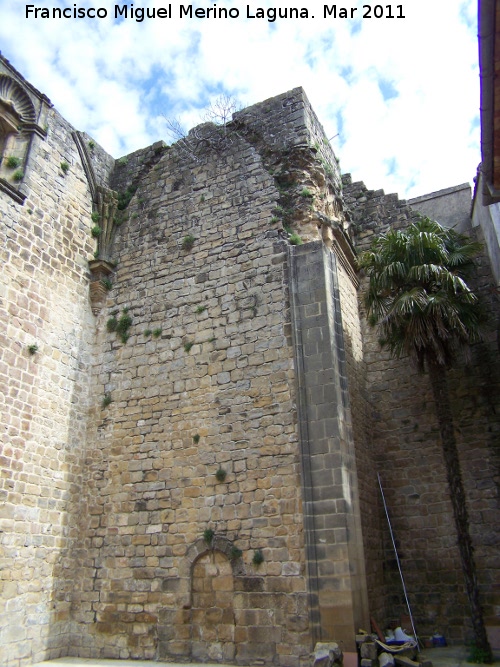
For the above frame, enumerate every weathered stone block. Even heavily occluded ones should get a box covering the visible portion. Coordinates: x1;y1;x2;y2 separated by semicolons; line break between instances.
360;641;378;660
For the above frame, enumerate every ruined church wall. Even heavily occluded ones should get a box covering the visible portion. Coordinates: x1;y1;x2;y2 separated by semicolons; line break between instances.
4;60;497;664
334;257;386;627
0;101;101;665
69;130;310;664
344;175;500;644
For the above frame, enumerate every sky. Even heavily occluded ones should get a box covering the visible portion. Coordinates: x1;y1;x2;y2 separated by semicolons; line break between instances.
0;0;479;199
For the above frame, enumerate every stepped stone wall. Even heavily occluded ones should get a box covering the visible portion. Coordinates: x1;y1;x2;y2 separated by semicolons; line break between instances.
344;175;500;644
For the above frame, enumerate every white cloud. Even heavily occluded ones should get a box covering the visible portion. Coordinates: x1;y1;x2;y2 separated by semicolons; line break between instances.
0;0;480;198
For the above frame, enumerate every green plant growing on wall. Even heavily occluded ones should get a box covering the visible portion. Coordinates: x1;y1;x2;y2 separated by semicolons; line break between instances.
91;225;102;238
88;140;95;150
91;211;100;223
13;170;24;182
358;216;492;663
300;187;314;199
252;549;264;566
229;546;242;561
107;310;132;343
193;434;200;444
117;185;137;210
468;642;493;664
101;278;112;291
27;344;38;355
144;329;152;337
182;234;196;251
196;305;206;314
184;341;194;353
203;528;214;544
320;157;334;177
60;161;69;174
5;156;21;168
102;393;112;408
116;156;128;166
152;328;162;338
289;233;303;246
107;314;118;332
116;309;132;343
215;468;227;482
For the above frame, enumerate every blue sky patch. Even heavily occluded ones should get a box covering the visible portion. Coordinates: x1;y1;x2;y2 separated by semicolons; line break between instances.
384;156;397;177
378;78;398;101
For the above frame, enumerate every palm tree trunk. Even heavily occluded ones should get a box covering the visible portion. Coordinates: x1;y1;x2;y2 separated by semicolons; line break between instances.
427;360;492;662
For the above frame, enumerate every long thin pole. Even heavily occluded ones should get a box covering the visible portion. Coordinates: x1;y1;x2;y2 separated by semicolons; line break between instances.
377;473;420;646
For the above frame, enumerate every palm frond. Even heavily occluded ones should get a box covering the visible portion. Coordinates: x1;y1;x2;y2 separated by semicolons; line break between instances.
361;216;485;370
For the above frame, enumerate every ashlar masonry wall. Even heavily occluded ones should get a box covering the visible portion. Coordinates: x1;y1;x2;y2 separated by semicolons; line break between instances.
344;175;500;645
0;57;104;666
1;72;374;665
288;241;369;648
66;88;372;664
69;99;304;664
6;63;497;665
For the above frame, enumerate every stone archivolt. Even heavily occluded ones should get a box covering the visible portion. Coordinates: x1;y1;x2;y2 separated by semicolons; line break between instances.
0;74;37;123
0;66;49;203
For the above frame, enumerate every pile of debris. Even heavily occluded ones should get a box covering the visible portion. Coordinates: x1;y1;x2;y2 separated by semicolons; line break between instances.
312;642;343;667
356;632;432;667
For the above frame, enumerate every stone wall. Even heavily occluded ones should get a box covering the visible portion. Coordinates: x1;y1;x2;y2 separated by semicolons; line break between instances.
408;183;472;233
472;170;500;286
334;240;386;630
344;174;500;645
0;56;108;666
58;87;374;664
288;241;369;651
68;115;308;664
1;57;499;666
1;73;373;665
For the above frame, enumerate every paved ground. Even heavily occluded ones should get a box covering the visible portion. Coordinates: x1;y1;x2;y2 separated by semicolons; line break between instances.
30;660;225;667
419;645;500;666
31;660;229;667
30;646;500;667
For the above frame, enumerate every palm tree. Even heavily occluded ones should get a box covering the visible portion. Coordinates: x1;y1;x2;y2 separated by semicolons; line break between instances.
357;216;492;662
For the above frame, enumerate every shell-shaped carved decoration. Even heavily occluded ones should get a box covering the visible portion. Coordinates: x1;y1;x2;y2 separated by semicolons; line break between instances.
0;75;36;123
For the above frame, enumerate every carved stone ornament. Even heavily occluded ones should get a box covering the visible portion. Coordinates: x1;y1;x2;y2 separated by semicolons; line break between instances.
88;258;114;315
94;185;119;262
